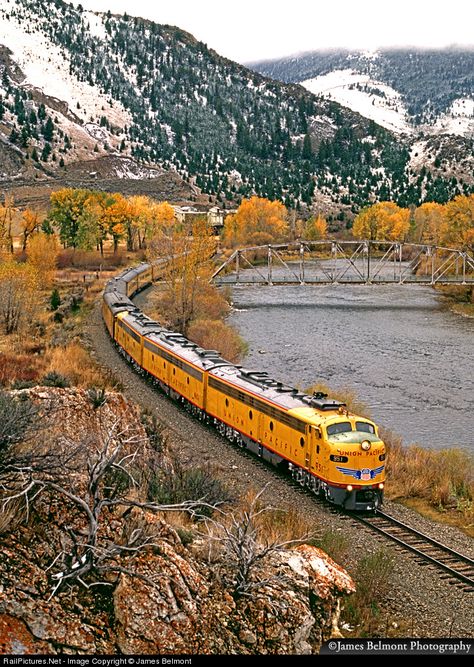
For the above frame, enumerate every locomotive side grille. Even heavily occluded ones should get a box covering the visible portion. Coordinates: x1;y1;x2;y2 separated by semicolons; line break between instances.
209;376;306;433
144;339;203;381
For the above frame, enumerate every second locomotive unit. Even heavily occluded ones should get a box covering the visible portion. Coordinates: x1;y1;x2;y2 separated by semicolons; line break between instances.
103;263;386;511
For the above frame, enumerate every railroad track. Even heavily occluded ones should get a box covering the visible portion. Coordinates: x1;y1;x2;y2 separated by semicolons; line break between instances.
352;510;474;592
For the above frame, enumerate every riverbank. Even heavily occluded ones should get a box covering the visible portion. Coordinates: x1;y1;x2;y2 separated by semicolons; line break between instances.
437;284;474;319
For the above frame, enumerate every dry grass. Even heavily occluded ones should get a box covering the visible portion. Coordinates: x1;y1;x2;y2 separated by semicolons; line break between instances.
383;428;474;522
0;352;42;388
343;549;395;633
57;248;127;270
187;319;247;363
450;302;474;318
43;342;114;389
256;506;318;545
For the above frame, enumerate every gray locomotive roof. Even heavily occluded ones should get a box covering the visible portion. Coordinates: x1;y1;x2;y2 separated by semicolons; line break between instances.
145;329;228;372
116;263;151;285
121;310;164;337
209;364;309;411
121;311;343;413
105;277;128;295
210;365;345;414
103;290;136;312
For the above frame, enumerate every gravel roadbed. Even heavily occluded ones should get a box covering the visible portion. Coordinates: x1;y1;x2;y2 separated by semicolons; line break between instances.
85;301;474;638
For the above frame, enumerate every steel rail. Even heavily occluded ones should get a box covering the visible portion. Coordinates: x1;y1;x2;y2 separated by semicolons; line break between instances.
353;509;474;590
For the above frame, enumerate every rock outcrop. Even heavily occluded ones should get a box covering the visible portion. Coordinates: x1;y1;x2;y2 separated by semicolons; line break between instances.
0;388;354;655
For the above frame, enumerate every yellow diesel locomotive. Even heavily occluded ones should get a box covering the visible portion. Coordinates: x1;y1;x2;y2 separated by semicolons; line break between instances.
103;263;386;511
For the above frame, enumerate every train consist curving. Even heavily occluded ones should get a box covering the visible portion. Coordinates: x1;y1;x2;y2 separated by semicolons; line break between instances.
103;263;386;511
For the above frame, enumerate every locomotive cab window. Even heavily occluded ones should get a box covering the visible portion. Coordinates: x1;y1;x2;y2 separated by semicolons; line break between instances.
327;422;352;436
356;421;375;434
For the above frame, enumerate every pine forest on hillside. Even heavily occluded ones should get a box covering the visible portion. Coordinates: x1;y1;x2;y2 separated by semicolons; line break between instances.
0;0;473;223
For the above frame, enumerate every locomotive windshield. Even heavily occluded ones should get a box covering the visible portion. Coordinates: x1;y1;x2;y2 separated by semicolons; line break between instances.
327;422;352;436
356;422;375;434
326;420;377;442
327;421;375;436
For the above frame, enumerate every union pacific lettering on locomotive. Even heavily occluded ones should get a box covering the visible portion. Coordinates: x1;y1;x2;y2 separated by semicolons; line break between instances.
102;263;386;511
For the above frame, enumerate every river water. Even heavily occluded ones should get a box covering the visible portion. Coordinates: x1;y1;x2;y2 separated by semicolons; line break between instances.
228;279;474;451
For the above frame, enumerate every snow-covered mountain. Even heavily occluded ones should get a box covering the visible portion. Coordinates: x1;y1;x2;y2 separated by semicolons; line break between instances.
250;48;474;138
0;1;472;218
302;68;412;135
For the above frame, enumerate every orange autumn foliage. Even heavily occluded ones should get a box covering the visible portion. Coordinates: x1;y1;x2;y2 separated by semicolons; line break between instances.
223;196;289;247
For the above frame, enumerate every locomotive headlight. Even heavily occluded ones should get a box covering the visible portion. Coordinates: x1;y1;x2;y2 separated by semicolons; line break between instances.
378;483;384;490
361;440;371;451
346;485;353;492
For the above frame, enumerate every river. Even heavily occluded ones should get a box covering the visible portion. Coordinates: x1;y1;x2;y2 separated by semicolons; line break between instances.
228;281;474;451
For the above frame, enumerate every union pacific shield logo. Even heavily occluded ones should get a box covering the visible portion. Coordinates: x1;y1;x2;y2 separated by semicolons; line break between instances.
335;465;385;480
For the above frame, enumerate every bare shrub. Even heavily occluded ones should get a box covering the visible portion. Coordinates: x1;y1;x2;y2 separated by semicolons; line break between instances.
202;487;312;598
0;391;37;456
148;455;234;517
0;421;211;596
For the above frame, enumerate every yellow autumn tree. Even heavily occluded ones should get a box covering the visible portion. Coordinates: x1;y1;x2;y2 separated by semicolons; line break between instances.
127;195;156;249
304;214;328;240
148;217;217;334
100;193;129;253
148;201;177;238
20;208;43;251
27;233;59;288
353;201;410;241
0;195;15;254
413;202;447;244
223;196;289;247
0;261;39;334
443;195;474;250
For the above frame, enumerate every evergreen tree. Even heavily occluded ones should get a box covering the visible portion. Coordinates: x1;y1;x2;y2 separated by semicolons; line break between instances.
9;127;19;144
41;142;52;161
43;116;54;142
302;133;312;160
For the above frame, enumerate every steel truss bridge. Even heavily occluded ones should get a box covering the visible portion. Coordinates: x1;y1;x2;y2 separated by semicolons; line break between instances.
212;240;474;286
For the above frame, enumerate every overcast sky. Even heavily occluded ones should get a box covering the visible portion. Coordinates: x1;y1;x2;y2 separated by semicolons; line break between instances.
77;0;474;62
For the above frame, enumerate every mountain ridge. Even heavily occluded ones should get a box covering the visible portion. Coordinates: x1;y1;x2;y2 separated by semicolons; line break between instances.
0;1;473;220
249;48;474;131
